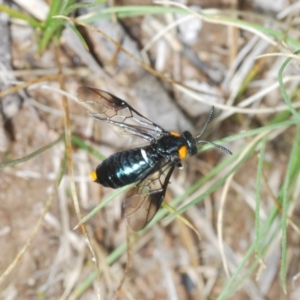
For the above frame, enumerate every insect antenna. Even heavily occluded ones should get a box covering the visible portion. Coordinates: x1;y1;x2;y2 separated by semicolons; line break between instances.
195;106;232;155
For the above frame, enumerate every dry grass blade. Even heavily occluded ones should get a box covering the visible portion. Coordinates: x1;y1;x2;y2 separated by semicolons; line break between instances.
161;202;201;239
0;74;66;98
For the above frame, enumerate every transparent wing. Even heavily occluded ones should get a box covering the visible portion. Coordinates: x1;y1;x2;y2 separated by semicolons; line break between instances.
77;86;166;141
123;162;176;232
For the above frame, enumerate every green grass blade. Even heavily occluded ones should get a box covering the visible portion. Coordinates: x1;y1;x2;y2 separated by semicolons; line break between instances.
71;134;105;160
39;0;75;51
280;124;300;293
57;150;68;187
39;20;64;52
0;4;43;28
77;186;129;226
255;137;267;257
67;23;89;50
278;49;300;123
64;0;107;15
78;5;188;22
0;135;63;170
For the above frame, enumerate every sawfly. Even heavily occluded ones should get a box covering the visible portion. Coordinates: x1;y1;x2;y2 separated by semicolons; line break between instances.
77;86;232;231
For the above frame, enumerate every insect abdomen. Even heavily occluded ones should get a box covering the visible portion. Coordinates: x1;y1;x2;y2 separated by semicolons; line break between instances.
94;148;155;189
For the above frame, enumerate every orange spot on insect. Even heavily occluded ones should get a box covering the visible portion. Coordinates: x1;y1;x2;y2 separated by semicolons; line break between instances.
178;145;188;159
90;171;98;181
170;131;181;137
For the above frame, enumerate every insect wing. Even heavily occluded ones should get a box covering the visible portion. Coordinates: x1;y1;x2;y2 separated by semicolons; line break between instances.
124;163;175;231
77;86;166;141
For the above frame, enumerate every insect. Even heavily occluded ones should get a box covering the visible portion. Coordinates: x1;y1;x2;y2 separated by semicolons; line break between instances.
77;86;232;232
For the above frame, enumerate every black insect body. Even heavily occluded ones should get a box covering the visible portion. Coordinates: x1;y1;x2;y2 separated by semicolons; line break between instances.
93;131;196;189
77;86;231;232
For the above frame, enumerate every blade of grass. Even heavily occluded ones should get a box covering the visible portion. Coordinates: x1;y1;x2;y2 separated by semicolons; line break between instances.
77;5;188;22
161;202;200;239
74;185;129;228
39;19;64;52
0;4;43;28
0;135;63;170
39;0;76;52
47;0;63;18
277;50;300;293
67;23;89;50
0;74;67;98
278;49;300;123
71;134;105;161
280;124;300;293
255;137;267;258
64;0;107;15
